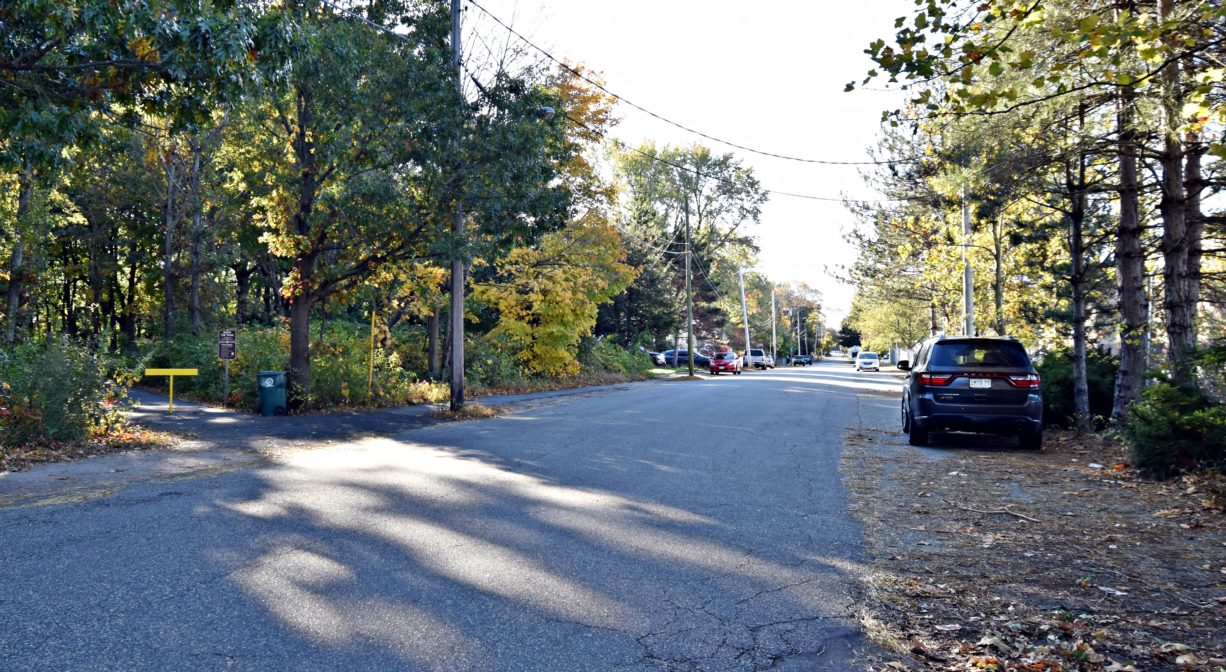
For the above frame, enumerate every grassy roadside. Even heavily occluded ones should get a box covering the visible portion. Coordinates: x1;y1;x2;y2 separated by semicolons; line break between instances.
842;426;1226;671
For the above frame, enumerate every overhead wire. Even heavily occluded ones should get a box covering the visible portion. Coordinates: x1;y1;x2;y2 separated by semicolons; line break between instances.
563;112;897;205
689;253;727;305
318;0;902;205
616;224;686;256
466;0;919;167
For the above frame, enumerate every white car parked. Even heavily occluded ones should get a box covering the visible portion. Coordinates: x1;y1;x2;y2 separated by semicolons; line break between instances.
854;351;880;372
747;348;775;369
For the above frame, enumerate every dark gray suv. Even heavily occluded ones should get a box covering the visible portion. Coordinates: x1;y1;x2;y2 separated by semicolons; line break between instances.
898;336;1043;450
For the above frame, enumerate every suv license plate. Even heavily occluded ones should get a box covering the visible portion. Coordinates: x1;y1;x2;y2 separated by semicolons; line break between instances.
969;378;991;389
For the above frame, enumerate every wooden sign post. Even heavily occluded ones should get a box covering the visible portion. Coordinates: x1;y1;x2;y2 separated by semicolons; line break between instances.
218;329;237;406
144;368;199;413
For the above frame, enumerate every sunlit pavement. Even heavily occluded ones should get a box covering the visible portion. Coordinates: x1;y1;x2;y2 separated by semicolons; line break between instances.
0;359;902;671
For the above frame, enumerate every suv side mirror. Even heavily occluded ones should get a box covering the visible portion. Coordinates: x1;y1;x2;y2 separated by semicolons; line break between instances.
896;360;911;371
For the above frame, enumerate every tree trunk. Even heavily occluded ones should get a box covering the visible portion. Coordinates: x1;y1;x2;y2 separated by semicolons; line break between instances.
441;302;453;376
1112;84;1148;423
261;254;284;317
992;217;1005;336
162;153;180;339
929;293;938;337
283;78;321;404
120;238;140;344
1069;106;1091;432
4;162;33;343
1157;0;1194;382
187;142;205;336
1185;133;1204;329
427;309;442;376
288;295;315;408
1069;170;1091;432
88;214;105;337
233;264;253;325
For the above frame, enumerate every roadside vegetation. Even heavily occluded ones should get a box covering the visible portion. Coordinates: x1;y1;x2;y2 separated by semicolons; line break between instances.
843;0;1225;478
0;1;823;466
840;1;1225;669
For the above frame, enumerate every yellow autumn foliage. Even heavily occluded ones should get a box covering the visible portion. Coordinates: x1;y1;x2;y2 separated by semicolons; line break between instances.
475;212;636;376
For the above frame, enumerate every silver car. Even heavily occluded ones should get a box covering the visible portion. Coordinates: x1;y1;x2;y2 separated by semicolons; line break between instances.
854;351;880;371
747;348;775;369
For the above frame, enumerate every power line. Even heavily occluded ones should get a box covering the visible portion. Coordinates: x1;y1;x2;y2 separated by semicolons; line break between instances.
321;0;899;205
616;224;686;256
689;253;727;305
563;112;895;205
465;0;916;167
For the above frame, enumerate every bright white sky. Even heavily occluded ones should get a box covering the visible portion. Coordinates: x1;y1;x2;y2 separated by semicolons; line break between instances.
468;1;912;325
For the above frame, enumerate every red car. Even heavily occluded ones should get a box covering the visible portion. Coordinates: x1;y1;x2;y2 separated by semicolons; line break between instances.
709;351;743;375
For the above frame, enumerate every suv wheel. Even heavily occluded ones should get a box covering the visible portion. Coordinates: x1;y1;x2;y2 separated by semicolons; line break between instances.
1019;428;1043;451
901;402;910;433
907;416;929;446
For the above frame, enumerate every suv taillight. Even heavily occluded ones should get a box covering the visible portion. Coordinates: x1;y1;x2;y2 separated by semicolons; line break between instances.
918;373;955;386
1006;374;1041;388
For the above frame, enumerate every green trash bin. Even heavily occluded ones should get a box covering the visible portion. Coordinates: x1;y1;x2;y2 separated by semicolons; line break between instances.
257;371;287;417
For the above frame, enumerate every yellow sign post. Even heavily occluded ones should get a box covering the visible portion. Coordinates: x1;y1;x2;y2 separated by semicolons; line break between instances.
144;368;199;413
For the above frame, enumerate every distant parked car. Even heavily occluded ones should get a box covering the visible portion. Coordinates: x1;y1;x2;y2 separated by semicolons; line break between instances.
848;346;861;363
747;348;775;369
899;335;1044;450
791;354;811;366
661;350;711;368
855;351;880;371
648;351;666;366
709;351;743;375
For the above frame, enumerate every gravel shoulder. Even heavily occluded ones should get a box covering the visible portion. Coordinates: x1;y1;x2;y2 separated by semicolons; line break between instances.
841;424;1226;671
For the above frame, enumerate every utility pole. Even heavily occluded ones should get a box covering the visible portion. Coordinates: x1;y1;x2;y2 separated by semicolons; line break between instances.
738;268;751;366
770;288;777;362
684;198;694;376
796;308;804;356
449;0;465;410
961;187;975;337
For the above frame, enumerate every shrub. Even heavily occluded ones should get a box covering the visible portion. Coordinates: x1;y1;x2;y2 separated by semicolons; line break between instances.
467;333;528;390
146;327;288;411
144;323;445;410
579;338;652;375
1122;380;1226;479
0;338;126;447
1034;349;1118;429
311;321;444;407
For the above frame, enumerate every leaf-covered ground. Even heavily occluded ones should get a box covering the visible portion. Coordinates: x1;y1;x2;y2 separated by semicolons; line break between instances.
842;426;1226;671
0;425;177;473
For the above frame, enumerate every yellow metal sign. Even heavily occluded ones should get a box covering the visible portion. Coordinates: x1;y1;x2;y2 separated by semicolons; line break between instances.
143;368;199;413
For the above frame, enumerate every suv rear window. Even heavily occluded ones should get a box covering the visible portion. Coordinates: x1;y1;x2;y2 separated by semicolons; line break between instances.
930;342;1029;368
750;349;764;356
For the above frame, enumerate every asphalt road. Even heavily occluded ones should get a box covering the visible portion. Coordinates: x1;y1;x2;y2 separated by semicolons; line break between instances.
0;358;903;671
